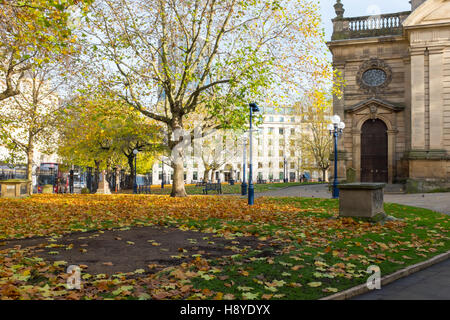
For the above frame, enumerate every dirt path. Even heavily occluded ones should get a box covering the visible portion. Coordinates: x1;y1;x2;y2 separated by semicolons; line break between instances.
1;225;269;275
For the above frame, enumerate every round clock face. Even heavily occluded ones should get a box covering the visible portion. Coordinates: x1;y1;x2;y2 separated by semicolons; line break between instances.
362;68;387;87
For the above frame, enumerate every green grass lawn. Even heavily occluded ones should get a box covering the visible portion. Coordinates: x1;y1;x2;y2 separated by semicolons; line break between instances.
185;198;450;299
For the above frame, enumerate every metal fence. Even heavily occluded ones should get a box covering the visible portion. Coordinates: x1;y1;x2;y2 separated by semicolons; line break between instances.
0;167;27;181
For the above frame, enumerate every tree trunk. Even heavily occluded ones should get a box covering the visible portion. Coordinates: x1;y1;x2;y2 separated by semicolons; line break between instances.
26;146;34;195
115;167;120;191
203;168;211;182
169;115;187;197
171;157;187;197
127;155;134;189
322;169;327;182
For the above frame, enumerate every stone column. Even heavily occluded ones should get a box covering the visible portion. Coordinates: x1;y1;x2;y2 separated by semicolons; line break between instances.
429;47;444;150
410;48;426;150
387;130;397;184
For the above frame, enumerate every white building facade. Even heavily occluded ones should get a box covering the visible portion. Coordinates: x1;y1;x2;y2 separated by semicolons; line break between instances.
151;106;322;185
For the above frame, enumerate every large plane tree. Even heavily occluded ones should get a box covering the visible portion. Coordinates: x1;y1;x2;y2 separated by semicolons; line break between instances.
82;0;331;197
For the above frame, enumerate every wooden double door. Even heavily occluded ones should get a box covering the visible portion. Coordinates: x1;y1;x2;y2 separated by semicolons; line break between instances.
361;119;388;183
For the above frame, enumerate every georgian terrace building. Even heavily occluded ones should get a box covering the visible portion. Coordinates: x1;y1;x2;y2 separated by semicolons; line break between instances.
150;106;323;185
328;0;450;191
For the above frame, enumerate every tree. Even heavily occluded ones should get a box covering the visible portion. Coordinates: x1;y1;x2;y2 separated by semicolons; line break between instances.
81;0;331;197
0;65;65;187
0;0;92;101
294;91;333;182
58;93;163;188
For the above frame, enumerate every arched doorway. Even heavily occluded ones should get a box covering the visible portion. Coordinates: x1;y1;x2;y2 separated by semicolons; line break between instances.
361;119;388;183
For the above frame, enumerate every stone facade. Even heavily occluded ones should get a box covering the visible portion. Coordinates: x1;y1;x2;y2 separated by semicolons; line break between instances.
328;0;450;190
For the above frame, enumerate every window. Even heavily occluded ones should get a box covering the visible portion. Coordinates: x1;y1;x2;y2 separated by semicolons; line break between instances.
290;128;295;135
268;162;273;168
269;127;274;135
268;139;273;146
279;117;284;123
258;162;263;169
193;172;198;180
268;150;273;157
279;150;284;157
291;117;295;123
362;68;387;87
279;128;284;135
279;172;284;180
279;139;284;146
258;150;262;157
290;162;295;169
193;163;198;169
269;116;274;122
290;150;295;157
279;162;284;169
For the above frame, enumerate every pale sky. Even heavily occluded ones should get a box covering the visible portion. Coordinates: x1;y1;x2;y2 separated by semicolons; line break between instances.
319;0;413;41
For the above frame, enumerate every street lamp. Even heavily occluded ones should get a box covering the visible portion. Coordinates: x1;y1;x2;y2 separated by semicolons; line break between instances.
241;135;248;196
248;102;260;205
328;115;345;199
161;160;165;189
133;149;138;194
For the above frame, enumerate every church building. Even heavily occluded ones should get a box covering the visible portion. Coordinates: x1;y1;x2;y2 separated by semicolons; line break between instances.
328;0;450;191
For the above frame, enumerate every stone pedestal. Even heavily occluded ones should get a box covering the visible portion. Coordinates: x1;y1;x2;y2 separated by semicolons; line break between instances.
0;180;32;198
338;183;386;220
96;171;111;195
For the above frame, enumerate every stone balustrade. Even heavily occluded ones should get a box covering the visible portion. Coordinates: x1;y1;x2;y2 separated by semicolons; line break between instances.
332;11;411;40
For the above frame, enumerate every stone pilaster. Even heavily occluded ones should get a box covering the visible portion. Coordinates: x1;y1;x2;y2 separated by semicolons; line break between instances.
410;48;426;150
429;47;444;150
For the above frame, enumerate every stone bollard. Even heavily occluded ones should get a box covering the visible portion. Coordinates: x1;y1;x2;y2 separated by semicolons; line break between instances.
338;183;386;221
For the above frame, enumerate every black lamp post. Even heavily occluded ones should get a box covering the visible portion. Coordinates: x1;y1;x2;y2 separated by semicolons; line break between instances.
133;149;138;194
248;102;260;205
161;160;165;189
328;115;345;199
283;156;288;183
241;136;247;196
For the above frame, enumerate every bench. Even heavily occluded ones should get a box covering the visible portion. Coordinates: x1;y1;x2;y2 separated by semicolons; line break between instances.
196;181;207;187
137;185;151;194
203;182;222;194
257;179;267;184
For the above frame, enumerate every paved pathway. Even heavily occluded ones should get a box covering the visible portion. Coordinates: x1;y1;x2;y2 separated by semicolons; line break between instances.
352;258;450;300
257;184;450;215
